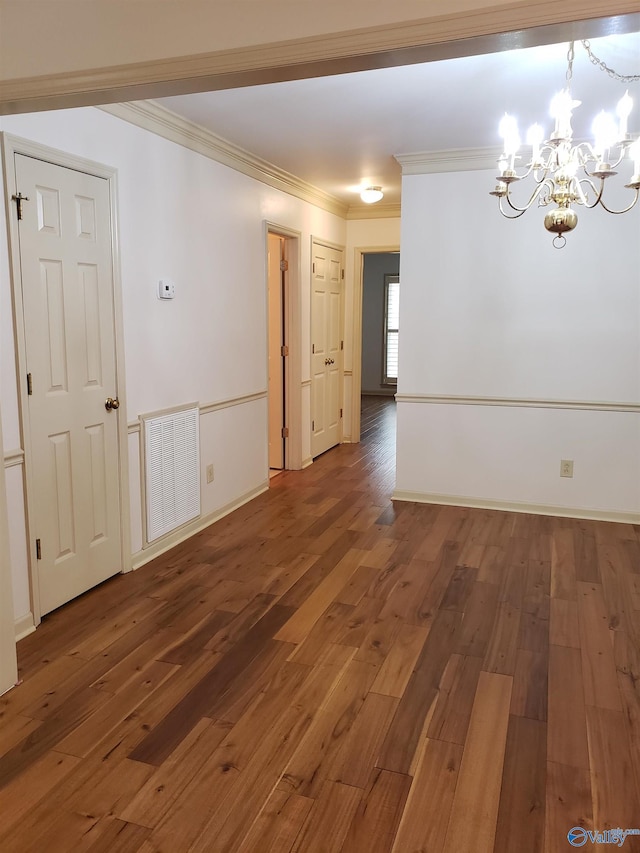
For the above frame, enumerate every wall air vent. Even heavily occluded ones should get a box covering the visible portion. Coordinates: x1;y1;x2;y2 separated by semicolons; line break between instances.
143;404;200;543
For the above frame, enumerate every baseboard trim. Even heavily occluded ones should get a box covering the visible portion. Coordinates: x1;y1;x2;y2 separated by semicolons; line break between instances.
131;480;269;570
392;489;640;525
14;612;36;641
301;456;313;469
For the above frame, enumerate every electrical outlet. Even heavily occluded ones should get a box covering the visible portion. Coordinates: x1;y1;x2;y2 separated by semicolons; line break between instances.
206;464;214;484
560;459;574;478
158;279;176;299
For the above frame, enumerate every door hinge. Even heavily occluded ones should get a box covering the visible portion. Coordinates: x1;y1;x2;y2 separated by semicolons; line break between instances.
27;372;33;395
340;408;343;418
11;192;30;221
341;341;344;351
280;259;289;272
312;420;315;431
312;262;316;274
281;426;289;438
36;539;42;560
341;269;344;280
281;345;289;357
312;343;315;354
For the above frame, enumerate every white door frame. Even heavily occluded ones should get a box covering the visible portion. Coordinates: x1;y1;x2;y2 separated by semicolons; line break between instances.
1;133;131;627
0;410;17;694
349;244;400;445
264;222;303;470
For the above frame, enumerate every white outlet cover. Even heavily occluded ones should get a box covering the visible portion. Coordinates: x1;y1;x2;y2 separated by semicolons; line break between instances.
158;279;176;299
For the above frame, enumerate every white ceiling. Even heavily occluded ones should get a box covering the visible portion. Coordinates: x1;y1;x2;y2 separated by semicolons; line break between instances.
157;32;640;207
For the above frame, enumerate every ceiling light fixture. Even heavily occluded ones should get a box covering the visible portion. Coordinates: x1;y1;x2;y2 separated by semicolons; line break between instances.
490;40;640;248
360;186;384;204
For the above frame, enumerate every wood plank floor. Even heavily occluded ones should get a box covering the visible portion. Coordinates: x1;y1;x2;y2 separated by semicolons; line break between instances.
2;394;640;852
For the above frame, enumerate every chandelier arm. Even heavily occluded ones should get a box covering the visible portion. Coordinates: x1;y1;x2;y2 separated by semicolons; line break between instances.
497;198;528;220
596;187;640;215
577;178;605;209
582;148;627;177
503;180;547;213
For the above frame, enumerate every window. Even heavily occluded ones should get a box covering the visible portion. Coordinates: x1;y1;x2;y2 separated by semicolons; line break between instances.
383;274;399;384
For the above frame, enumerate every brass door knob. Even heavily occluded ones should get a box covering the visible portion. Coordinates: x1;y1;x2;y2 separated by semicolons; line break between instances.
105;396;120;411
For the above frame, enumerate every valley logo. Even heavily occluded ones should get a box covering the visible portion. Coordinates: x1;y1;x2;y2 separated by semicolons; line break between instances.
568;827;640;847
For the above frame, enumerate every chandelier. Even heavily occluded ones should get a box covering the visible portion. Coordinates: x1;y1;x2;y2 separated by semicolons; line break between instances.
490;40;640;248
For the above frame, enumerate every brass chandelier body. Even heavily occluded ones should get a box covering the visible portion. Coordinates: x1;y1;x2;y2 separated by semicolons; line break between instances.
490;41;640;248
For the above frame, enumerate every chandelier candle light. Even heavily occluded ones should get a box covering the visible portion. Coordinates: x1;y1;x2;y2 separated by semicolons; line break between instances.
490;40;640;248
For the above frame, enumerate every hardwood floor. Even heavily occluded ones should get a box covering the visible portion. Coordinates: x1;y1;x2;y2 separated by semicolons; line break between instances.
1;394;640;852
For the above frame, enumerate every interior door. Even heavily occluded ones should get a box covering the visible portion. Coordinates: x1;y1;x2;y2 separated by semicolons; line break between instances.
14;153;122;615
267;233;285;470
311;242;343;458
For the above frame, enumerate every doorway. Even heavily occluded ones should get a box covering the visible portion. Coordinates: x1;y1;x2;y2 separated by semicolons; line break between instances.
361;252;400;398
267;232;286;473
350;244;401;444
265;224;303;473
3;135;130;621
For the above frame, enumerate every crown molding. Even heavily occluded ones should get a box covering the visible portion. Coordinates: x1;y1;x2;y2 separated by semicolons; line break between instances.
396;147;503;174
346;203;401;220
1;7;638;114
99;101;349;219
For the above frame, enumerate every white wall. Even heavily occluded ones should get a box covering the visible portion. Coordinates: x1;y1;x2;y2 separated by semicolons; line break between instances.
0;107;346;626
396;168;640;519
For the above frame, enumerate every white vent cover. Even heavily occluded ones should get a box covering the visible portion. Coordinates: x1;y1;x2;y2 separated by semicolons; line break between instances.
143;405;200;543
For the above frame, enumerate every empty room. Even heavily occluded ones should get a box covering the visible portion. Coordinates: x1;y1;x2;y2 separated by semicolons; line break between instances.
1;2;639;851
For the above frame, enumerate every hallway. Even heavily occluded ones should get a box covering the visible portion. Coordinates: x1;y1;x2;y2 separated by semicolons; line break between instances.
0;395;639;852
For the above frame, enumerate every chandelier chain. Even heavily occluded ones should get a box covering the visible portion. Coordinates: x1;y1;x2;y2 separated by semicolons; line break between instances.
566;41;575;86
580;39;640;83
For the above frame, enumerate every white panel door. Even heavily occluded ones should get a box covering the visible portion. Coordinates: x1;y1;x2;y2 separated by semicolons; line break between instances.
15;154;122;615
311;243;343;458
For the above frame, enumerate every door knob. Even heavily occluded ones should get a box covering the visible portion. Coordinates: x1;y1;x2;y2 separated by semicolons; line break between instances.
105;396;120;411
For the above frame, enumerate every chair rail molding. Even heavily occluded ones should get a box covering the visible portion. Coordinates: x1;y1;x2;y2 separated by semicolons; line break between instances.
395;393;640;413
